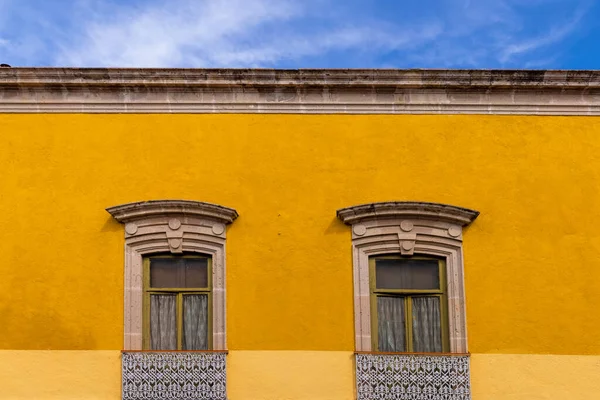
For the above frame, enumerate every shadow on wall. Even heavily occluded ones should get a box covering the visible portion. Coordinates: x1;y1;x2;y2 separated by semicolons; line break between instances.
325;216;348;236
101;213;122;233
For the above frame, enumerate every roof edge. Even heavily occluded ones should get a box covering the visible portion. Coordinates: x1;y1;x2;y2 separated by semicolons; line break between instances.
1;68;598;115
1;68;599;88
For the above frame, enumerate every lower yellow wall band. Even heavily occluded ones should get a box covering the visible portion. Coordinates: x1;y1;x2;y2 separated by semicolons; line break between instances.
1;351;600;399
470;353;600;399
228;351;355;400
0;351;121;399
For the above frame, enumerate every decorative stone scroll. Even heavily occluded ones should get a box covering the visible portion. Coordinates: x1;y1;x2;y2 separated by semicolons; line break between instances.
107;200;238;350
337;202;479;353
355;353;471;400
122;351;227;400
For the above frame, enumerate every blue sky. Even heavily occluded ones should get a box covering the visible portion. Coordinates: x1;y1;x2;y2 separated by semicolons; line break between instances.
0;0;597;69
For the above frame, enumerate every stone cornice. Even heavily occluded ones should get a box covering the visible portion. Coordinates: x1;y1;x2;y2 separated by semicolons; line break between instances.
106;200;239;224
0;68;598;115
2;68;599;87
336;201;479;226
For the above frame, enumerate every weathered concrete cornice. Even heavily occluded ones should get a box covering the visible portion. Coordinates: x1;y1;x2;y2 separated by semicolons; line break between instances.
2;68;599;87
106;200;239;224
337;201;479;226
1;68;598;114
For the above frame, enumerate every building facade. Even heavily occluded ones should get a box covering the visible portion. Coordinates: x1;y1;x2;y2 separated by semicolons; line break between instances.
0;68;599;399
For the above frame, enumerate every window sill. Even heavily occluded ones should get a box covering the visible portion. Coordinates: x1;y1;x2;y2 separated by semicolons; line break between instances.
121;349;229;353
355;350;469;356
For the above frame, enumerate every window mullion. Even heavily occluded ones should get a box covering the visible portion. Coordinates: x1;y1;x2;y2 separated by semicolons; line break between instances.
148;288;210;293
374;289;443;295
177;292;183;350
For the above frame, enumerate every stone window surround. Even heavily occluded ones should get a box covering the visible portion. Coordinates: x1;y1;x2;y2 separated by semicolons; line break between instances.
107;200;238;351
337;201;479;353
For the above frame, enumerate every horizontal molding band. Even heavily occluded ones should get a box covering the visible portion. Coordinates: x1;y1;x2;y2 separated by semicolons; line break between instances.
0;104;598;115
0;68;599;115
2;68;599;87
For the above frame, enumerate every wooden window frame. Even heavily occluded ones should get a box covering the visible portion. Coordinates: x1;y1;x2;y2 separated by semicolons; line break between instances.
107;200;238;351
143;254;213;350
336;201;479;353
369;255;449;352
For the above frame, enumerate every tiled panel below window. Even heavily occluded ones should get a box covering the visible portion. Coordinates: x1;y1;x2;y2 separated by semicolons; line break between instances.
122;351;227;400
355;353;470;400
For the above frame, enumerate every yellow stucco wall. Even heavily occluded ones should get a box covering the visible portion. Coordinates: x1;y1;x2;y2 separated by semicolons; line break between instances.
469;354;600;399
1;114;600;355
227;351;355;400
1;351;600;400
0;351;121;399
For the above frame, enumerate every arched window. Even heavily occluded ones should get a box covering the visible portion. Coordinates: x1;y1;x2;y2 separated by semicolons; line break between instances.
107;200;238;351
337;201;478;353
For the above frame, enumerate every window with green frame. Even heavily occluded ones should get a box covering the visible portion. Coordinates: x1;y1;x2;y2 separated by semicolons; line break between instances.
370;255;449;353
143;254;212;350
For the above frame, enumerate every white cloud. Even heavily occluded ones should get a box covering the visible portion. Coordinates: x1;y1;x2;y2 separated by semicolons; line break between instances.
499;5;587;63
54;0;444;68
204;24;444;67
0;0;593;68
524;56;560;69
58;0;301;67
400;0;591;68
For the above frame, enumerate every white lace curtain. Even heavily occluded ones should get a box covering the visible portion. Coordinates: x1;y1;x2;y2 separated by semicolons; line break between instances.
183;295;209;350
150;294;208;350
378;296;442;352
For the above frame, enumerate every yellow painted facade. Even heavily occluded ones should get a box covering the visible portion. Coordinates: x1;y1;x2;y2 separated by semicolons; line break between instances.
2;351;600;400
1;113;600;398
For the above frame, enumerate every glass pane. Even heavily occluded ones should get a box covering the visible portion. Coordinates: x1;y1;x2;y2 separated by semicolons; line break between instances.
150;257;208;288
184;259;209;288
412;296;443;352
150;294;177;350
375;258;439;289
150;259;180;288
377;296;405;352
183;294;209;350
